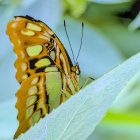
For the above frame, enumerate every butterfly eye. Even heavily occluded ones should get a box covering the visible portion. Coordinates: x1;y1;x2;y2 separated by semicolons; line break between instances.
71;66;76;72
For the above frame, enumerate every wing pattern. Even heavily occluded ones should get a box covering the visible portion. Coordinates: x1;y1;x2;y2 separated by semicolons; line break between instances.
6;15;80;139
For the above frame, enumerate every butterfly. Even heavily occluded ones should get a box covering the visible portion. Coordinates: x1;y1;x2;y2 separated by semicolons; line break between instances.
6;15;94;139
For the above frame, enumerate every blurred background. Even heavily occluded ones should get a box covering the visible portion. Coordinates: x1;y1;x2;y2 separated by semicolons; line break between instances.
0;0;140;139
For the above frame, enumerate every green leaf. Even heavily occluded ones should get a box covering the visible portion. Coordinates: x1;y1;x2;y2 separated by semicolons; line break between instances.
63;0;88;17
88;120;140;140
89;0;131;4
17;52;140;140
88;71;140;140
129;12;140;31
110;67;140;113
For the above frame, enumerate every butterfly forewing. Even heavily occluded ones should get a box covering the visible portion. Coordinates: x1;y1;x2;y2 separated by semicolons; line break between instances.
6;16;80;139
7;16;67;83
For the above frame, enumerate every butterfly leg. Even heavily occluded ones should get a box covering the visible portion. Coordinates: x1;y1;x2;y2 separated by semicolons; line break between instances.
81;77;95;89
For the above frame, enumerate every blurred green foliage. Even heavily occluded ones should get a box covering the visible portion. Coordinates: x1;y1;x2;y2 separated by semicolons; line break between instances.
1;0;140;139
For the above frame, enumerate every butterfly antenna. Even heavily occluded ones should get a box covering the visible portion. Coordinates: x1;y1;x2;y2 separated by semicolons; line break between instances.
76;22;84;63
64;20;75;64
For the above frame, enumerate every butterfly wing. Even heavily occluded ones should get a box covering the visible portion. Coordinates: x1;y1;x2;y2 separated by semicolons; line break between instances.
6;15;73;83
6;16;75;139
14;70;63;138
14;73;47;138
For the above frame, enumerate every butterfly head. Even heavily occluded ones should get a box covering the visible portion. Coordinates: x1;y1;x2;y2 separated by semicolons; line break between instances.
71;63;80;75
71;63;80;90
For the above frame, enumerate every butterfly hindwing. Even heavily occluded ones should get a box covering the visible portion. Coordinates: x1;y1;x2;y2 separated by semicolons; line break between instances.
14;69;63;138
14;73;47;138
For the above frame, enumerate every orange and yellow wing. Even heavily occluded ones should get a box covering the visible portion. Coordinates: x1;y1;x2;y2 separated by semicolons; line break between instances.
14;73;48;138
6;15;73;83
6;15;74;139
